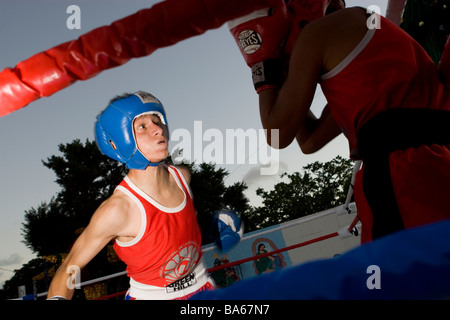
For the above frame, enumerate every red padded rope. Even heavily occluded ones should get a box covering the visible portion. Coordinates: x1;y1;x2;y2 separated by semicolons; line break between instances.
0;0;278;117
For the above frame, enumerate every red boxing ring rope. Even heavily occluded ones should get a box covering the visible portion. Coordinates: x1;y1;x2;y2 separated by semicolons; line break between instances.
0;0;278;117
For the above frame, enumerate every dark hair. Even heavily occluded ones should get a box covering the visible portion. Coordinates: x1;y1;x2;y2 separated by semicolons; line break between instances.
326;0;346;15
108;92;134;105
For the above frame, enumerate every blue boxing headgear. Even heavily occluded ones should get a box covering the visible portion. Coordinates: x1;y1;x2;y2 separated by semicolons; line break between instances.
95;91;168;170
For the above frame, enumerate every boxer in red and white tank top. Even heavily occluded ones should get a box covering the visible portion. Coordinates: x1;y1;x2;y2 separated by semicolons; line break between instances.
47;92;215;300
114;165;214;300
254;7;450;243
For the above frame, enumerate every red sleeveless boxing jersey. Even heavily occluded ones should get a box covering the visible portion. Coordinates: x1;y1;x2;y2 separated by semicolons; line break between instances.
320;11;450;159
113;165;203;287
320;10;450;242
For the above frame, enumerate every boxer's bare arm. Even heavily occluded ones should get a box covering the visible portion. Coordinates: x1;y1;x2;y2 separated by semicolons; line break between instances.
47;194;133;299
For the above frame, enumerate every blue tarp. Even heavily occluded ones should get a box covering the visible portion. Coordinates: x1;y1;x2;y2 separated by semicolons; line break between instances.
192;219;450;300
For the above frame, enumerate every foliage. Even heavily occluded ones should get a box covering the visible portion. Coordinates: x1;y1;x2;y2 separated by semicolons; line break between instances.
177;162;251;244
0;258;48;300
42;139;126;229
246;156;354;231
21;139;126;257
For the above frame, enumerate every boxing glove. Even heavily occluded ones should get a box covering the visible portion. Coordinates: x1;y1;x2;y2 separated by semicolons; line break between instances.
228;0;291;92
213;210;244;252
0;0;280;117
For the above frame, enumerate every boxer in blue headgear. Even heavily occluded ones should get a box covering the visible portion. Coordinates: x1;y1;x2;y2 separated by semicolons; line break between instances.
47;91;216;300
95;91;169;169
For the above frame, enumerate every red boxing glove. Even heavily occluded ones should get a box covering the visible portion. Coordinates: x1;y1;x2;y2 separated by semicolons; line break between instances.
0;0;280;118
284;0;332;55
228;0;291;92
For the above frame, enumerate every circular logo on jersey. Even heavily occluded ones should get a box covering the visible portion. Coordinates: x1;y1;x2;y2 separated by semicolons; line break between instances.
162;243;200;284
238;29;262;54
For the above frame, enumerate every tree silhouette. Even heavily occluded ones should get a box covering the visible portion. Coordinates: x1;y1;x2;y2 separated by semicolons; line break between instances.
21;139;126;257
186;162;250;244
246;156;354;231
